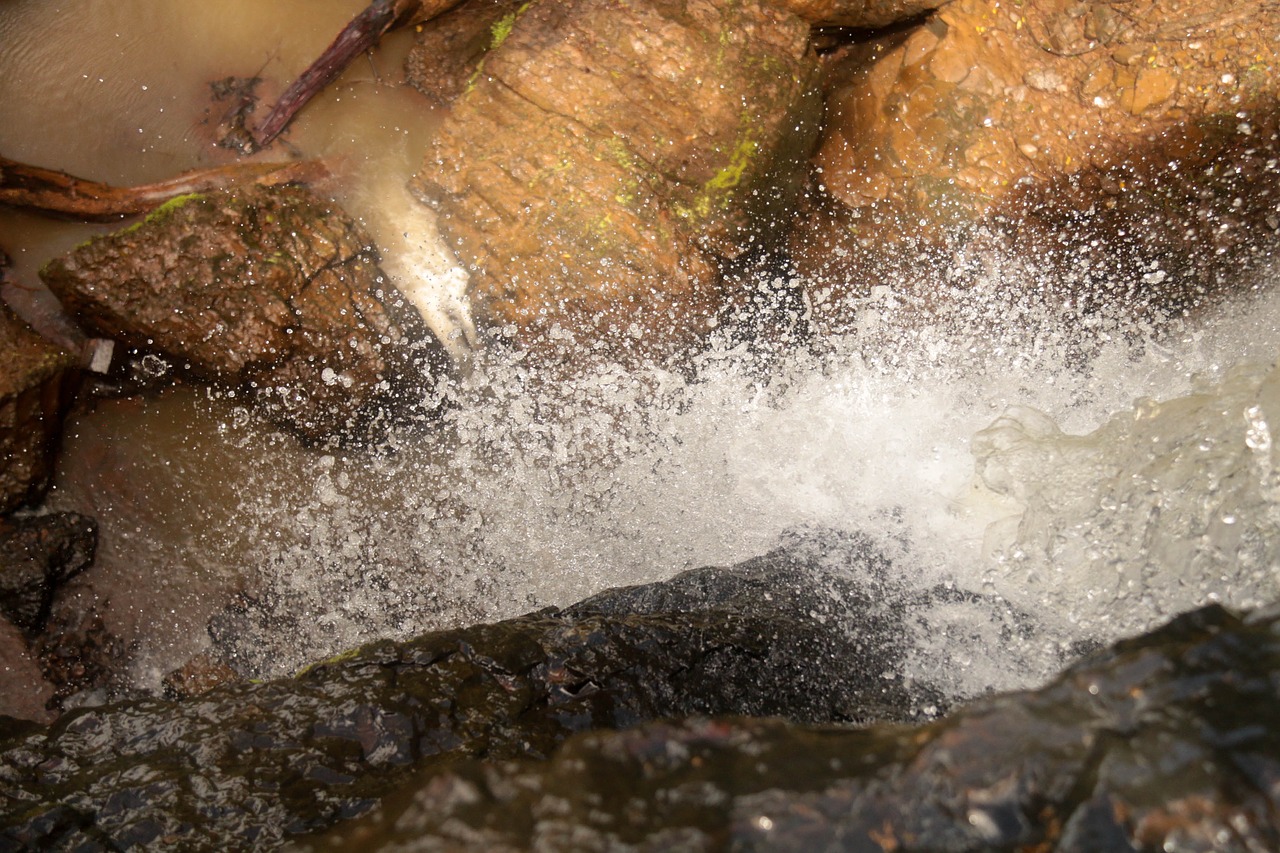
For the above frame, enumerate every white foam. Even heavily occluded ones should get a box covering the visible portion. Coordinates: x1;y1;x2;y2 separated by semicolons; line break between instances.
214;254;1280;693
367;181;479;364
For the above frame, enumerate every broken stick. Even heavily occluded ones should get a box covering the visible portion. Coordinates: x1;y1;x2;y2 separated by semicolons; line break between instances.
0;156;329;221
252;0;466;149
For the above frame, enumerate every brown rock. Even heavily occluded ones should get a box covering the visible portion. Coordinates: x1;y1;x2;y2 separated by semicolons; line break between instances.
162;653;240;699
0;302;78;514
413;0;822;361
0;616;55;724
405;0;527;106
777;0;940;27
40;186;449;443
795;0;1280;311
407;0;941;105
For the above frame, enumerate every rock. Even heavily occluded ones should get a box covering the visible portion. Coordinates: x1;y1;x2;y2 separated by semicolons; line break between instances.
777;0;940;27
794;0;1280;315
405;0;936;109
161;653;241;700
0;302;78;513
405;0;527;106
0;532;938;850
40;186;450;444
299;603;1280;852
412;0;823;362
0;512;97;637
31;605;129;711
0;617;55;725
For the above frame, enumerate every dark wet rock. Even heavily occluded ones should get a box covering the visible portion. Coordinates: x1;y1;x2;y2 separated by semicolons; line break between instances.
0;302;79;513
31;605;130;712
412;0;822;361
297;602;1280;852
40;186;449;444
0;533;932;850
792;0;1280;319
0;617;56;725
0;512;96;636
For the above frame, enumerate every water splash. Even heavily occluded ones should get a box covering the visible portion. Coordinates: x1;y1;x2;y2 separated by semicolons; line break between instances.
204;251;1280;699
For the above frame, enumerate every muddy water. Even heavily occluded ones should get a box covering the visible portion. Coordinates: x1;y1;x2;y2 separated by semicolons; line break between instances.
0;0;439;282
0;0;450;686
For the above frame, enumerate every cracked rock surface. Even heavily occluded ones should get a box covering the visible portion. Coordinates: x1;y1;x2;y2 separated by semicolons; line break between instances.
412;0;822;361
40;186;448;443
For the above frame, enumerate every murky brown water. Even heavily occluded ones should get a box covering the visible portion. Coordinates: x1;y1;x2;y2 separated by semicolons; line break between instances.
1;0;447;686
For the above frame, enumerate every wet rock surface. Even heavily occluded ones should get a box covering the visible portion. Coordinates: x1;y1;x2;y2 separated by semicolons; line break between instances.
39;186;449;444
0;512;96;637
301;603;1280;852
0;302;79;514
0;533;936;850
413;0;822;360
405;0;528;107
794;0;1280;315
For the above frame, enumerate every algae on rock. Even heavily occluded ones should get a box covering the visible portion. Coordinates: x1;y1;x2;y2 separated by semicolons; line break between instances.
413;0;823;361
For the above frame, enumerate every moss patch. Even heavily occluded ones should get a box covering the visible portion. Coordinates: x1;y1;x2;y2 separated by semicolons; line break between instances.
490;2;530;50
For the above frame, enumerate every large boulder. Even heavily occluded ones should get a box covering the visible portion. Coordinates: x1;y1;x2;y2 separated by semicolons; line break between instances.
302;603;1280;851
411;0;823;361
3;531;1273;851
40;186;450;444
0;533;940;850
794;0;1280;313
0;302;78;514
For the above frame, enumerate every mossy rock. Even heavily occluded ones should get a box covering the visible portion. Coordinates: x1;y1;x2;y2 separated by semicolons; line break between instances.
413;0;823;361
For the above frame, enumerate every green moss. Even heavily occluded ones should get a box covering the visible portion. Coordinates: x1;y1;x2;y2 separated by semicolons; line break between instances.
490;2;530;50
109;191;206;238
465;1;533;94
145;192;205;225
673;109;762;223
463;60;485;96
704;136;758;195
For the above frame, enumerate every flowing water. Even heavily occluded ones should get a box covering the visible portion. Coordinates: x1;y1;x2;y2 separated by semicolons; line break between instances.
3;1;1278;705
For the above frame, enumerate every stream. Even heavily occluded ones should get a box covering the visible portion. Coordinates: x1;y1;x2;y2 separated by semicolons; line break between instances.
2;0;1278;727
